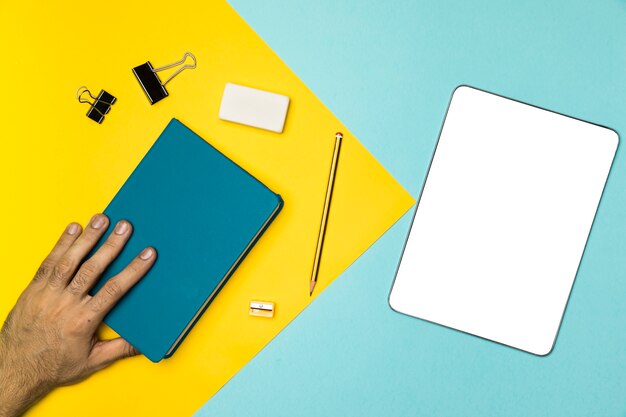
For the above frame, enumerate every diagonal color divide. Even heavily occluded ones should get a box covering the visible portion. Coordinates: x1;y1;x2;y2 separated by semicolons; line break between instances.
0;1;414;416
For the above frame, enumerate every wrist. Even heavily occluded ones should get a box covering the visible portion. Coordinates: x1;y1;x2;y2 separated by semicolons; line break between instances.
0;333;52;417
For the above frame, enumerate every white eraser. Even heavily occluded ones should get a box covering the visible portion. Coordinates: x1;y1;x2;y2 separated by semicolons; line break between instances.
218;83;290;133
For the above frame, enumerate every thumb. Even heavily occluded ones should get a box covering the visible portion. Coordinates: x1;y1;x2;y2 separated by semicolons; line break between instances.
89;338;140;371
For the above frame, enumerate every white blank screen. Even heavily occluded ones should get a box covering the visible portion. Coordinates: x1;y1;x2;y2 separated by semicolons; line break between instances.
389;86;618;355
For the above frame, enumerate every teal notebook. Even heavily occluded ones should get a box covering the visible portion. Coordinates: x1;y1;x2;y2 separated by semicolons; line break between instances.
90;118;283;362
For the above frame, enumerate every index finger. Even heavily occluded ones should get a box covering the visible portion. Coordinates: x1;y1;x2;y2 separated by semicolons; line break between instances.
32;222;82;283
87;247;156;320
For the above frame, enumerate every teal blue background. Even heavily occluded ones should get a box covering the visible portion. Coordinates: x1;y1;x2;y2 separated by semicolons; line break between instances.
196;1;626;415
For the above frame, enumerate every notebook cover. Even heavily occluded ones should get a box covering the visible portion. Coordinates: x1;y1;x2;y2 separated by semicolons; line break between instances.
90;118;283;362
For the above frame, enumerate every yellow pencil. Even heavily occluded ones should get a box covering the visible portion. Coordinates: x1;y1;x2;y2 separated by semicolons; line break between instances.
310;132;343;296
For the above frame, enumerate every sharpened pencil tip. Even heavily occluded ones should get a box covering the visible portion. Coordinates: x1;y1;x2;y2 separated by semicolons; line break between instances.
309;281;316;296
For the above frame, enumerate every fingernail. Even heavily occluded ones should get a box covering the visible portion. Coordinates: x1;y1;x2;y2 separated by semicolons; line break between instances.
91;215;106;229
115;221;129;235
140;248;154;260
67;223;79;235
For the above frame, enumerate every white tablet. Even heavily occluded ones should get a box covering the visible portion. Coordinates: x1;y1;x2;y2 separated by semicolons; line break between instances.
389;86;618;355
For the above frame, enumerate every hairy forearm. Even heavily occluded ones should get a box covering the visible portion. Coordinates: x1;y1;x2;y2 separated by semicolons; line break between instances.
0;335;52;417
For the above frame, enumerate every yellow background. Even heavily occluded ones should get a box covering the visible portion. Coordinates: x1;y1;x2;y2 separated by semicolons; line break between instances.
0;0;414;415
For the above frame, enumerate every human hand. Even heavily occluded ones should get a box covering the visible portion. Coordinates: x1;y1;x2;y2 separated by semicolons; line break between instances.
0;214;156;417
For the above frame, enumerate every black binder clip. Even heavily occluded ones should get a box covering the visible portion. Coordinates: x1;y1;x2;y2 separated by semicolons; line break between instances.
76;86;116;124
132;52;197;105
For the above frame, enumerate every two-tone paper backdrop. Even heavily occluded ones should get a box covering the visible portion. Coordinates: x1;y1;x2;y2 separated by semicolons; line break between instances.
0;1;414;416
197;1;626;416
